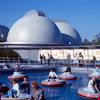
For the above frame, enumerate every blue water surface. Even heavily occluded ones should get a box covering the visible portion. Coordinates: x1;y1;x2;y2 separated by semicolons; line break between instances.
0;72;97;100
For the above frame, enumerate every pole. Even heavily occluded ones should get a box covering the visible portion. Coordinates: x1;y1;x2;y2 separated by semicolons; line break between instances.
18;49;20;65
29;49;31;65
63;48;65;66
50;49;52;55
87;49;89;72
73;49;74;66
50;49;53;66
40;48;42;65
6;49;8;65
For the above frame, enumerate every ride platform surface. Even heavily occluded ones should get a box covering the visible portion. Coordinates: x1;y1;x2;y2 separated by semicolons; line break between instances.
0;71;97;100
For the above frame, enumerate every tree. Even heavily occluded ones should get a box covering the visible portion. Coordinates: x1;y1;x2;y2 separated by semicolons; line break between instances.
92;39;96;45
83;33;100;45
95;33;100;45
82;39;89;45
0;49;20;59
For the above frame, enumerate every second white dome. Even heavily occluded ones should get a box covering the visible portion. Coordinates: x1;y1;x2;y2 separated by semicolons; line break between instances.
54;19;82;46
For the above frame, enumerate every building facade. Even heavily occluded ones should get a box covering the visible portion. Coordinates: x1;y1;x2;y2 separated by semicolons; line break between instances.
39;49;100;60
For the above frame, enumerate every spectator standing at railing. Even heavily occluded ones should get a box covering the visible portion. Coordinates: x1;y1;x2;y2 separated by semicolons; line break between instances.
66;53;71;65
92;56;96;67
50;55;54;65
48;54;50;65
79;53;84;66
40;54;43;65
73;53;79;67
42;54;46;65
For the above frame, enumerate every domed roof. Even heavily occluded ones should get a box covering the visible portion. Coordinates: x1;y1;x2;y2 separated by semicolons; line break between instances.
7;10;63;44
54;19;82;46
0;25;9;41
24;10;45;17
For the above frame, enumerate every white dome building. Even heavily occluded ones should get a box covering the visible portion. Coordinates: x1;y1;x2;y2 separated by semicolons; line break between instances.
6;10;82;63
7;10;63;44
7;10;63;61
24;10;45;17
54;19;82;46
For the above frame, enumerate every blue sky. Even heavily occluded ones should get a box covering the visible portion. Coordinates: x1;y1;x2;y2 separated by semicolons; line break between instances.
0;0;100;41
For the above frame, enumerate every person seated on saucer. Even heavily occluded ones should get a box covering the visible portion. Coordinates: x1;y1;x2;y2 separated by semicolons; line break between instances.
48;70;58;81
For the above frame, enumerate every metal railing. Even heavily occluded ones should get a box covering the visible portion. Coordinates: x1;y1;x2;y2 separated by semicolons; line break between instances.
0;57;98;67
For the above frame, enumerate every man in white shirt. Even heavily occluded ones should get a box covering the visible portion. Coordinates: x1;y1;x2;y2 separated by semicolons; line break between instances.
48;70;58;81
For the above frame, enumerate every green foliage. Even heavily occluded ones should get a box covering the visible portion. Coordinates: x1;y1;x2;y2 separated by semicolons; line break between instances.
82;39;89;45
0;49;20;58
83;33;100;45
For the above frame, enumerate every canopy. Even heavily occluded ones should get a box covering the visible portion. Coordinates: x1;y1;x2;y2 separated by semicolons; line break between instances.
0;42;99;49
